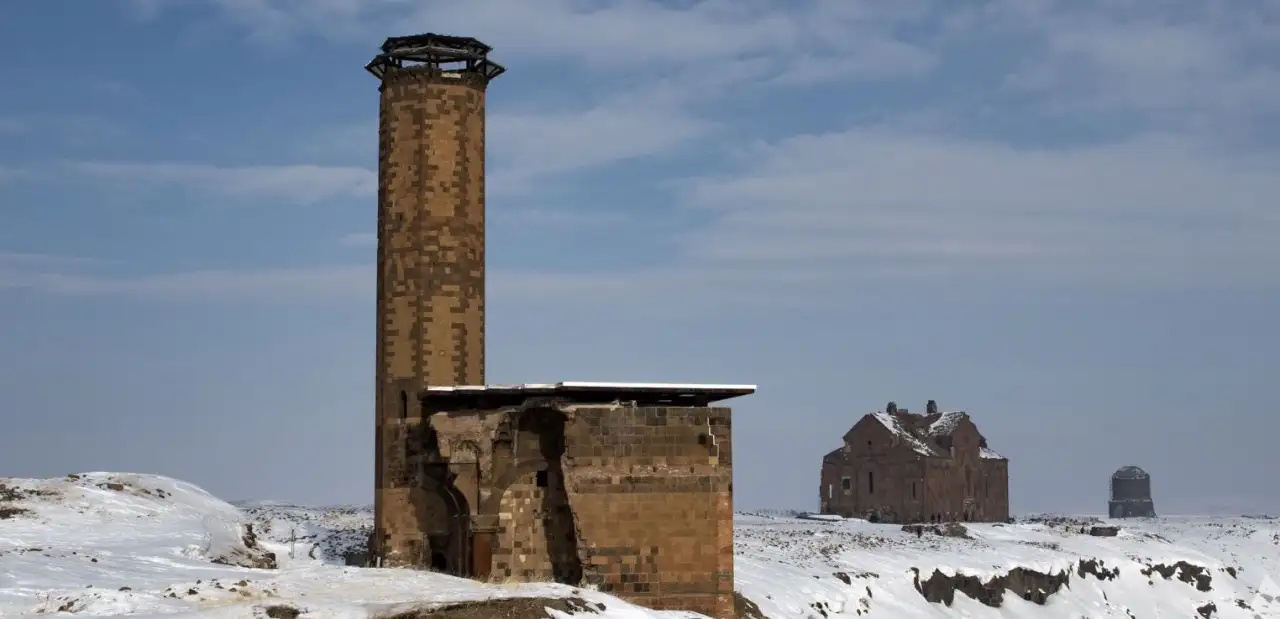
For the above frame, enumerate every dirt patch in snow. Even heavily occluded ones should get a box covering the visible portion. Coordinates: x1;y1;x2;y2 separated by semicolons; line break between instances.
1020;514;1102;527
263;605;302;619
0;505;33;519
94;479;172;500
0;482;45;519
901;522;970;538
0;482;58;503
377;596;605;619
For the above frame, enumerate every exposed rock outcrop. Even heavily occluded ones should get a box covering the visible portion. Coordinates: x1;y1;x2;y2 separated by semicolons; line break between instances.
210;523;278;570
1141;560;1212;591
912;556;1215;608
1077;558;1120;581
911;566;1070;607
734;592;766;619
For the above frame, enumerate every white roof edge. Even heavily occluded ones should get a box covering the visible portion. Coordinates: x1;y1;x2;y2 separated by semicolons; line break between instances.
558;381;757;391
425;381;757;393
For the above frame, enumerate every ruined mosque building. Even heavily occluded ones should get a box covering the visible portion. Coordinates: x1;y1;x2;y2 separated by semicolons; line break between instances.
366;33;750;619
819;400;1010;523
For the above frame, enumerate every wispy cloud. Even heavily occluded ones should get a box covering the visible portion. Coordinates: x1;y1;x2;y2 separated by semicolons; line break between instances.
977;0;1280;130
33;265;372;301
65;161;375;204
337;232;376;248
497;207;632;229
82;0;1280;301
177;0;943;185
0;166;26;183
0;251;99;266
678;130;1280;286
0;114;127;145
0;251;101;290
0;118;26;135
174;0;937;80
489;100;714;192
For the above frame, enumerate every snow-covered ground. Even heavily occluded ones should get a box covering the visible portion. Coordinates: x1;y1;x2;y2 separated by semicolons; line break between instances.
2;473;1278;618
734;512;1279;618
0;473;694;619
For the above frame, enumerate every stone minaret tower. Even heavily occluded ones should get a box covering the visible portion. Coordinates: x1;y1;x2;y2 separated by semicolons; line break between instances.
365;33;504;566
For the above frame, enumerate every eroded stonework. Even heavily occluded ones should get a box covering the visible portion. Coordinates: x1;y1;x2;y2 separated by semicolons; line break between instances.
367;34;745;619
819;401;1010;524
375;392;737;619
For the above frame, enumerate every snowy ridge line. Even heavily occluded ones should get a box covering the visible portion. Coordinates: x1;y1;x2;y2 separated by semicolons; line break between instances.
4;472;1280;618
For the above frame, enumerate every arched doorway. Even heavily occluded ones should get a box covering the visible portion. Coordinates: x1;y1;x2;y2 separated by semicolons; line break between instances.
411;474;472;577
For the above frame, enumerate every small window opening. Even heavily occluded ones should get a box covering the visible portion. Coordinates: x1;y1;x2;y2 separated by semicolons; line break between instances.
868;471;875;495
826;484;833;499
399;390;408;419
697;433;709;446
912;482;917;499
536;470;549;488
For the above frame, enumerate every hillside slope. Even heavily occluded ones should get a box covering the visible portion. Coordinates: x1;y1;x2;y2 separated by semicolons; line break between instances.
239;503;1280;618
0;473;695;619
734;513;1279;618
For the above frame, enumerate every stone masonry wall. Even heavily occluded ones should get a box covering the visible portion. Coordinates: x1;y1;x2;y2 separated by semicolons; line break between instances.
821;417;1008;523
374;64;490;565
561;406;735;619
373;400;738;619
493;467;579;582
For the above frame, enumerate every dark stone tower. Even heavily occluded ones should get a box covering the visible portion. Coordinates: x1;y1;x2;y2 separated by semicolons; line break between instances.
1109;465;1156;518
366;33;504;567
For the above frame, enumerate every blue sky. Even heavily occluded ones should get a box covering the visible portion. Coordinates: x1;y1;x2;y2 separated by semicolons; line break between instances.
1;0;1277;515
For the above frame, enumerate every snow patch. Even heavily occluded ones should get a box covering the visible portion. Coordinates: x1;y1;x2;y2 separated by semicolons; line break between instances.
870;412;937;456
979;446;1005;460
926;411;966;437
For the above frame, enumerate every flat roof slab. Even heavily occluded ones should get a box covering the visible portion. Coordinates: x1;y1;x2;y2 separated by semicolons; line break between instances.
421;381;756;409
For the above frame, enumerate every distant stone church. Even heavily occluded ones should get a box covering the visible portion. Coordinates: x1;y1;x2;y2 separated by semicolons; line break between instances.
819;401;1009;523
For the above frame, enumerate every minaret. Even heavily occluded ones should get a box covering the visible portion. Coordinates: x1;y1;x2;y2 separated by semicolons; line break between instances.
366;33;503;566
